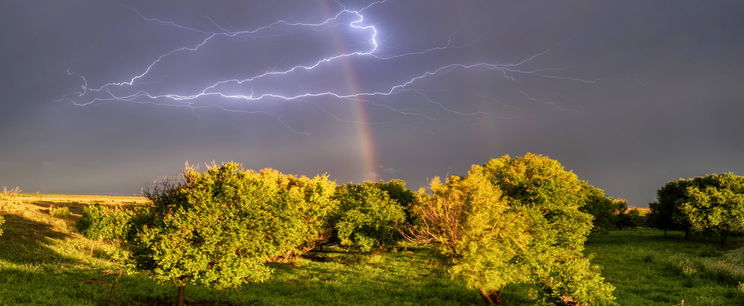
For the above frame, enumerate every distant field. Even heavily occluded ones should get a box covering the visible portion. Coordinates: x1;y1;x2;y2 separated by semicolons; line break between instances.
0;194;742;305
16;193;148;203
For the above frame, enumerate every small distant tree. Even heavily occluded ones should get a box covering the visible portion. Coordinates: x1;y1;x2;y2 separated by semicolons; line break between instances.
331;182;406;252
407;153;615;304
129;162;337;305
680;173;744;247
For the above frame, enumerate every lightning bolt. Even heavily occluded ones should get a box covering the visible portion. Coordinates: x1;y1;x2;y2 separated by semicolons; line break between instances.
64;0;593;132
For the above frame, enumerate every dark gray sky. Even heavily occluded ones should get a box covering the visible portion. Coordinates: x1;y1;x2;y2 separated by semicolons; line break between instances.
1;0;743;206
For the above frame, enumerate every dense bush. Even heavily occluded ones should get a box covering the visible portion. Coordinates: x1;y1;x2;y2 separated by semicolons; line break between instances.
370;179;415;222
408;153;615;304
681;173;744;246
648;178;695;237
129;162;338;305
649;173;744;245
331;182;406;252
614;208;648;229
49;206;72;218
580;184;626;232
76;204;147;242
259;168;339;261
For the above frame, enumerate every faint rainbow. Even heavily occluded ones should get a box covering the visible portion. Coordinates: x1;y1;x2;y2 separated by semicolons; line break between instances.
323;1;379;181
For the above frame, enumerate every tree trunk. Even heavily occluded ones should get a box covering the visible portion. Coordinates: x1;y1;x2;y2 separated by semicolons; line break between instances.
684;229;690;240
478;288;495;305
488;288;505;304
478;287;505;305
177;285;185;306
720;231;728;248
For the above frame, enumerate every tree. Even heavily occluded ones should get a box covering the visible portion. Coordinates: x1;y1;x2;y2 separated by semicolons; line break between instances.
331;182;406;252
405;170;530;304
370;179;415;222
680;173;744;247
648;179;694;238
579;184;627;232
130;162;337;305
406;153;615;304
255;168;339;261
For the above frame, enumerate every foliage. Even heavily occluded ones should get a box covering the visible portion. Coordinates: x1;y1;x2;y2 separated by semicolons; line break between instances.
614;208;648;229
649;173;744;245
76;204;146;242
254;168;339;261
129;162;339;303
48;206;72;218
680;173;744;246
409;153;615;304
0;215;3;236
2;194;744;305
369;179;416;222
580;184;627;232
332;182;406;252
408;170;529;304
648;178;695;235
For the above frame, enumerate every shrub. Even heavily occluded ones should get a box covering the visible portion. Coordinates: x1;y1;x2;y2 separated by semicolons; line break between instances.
615;208;648;229
332;183;406;252
369;179;415;222
259;168;339;261
76;205;146;242
49;206;72;219
129;162;337;305
580;185;624;232
649;173;744;244
407;153;615;304
680;173;744;247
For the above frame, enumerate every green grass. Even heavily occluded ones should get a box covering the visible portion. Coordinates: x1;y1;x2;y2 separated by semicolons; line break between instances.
586;229;744;305
1;194;743;305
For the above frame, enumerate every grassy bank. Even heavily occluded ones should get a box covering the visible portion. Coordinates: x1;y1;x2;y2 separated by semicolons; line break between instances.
1;194;742;305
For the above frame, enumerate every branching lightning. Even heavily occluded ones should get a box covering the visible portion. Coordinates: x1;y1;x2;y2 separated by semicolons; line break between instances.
64;0;593;132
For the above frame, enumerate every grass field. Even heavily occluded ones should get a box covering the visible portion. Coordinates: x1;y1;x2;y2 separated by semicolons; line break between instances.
1;194;743;305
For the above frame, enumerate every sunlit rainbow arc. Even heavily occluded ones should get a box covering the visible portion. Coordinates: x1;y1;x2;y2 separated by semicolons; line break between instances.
323;0;378;181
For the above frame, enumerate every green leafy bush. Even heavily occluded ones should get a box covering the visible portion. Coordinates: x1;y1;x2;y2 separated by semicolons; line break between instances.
407;153;615;304
49;206;71;218
129;162;338;304
370;179;415;222
681;173;744;246
258;168;339;261
650;173;744;245
332;183;406;252
580;184;627;232
614;208;648;229
76;204;146;241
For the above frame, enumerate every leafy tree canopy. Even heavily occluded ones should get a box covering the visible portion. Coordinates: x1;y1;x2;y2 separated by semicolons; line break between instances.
332;182;406;252
409;153;615;304
129;162;338;304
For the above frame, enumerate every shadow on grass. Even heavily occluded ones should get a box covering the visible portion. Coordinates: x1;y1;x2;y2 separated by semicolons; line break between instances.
0;213;78;265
